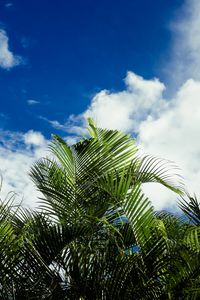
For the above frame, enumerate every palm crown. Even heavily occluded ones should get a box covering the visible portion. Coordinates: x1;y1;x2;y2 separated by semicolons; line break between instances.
0;119;200;299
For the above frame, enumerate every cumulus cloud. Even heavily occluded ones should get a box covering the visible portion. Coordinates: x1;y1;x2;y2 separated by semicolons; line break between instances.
0;129;80;208
24;130;46;147
0;130;48;207
53;0;200;210
138;0;200;209
138;79;200;210
63;71;200;211
0;29;22;70
2;0;200;211
82;72;166;133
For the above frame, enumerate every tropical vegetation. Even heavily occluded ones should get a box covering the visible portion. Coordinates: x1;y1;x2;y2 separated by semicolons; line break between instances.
0;119;200;299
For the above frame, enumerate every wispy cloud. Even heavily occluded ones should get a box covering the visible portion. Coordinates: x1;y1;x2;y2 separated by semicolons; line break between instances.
39;116;67;130
167;0;200;87
21;37;33;49
0;29;23;70
40;115;87;135
27;99;40;105
5;2;13;8
0;112;8;119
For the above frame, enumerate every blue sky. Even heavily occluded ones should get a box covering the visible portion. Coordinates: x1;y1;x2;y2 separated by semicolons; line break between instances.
0;0;181;136
1;0;200;210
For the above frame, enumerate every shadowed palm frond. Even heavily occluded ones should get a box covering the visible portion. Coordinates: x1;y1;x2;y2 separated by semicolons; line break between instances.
179;195;200;225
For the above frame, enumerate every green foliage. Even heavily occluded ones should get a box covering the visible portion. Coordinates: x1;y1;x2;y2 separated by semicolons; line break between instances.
0;120;199;299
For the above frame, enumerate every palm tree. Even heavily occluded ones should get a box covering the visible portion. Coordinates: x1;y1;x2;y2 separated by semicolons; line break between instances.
25;119;184;298
1;119;199;299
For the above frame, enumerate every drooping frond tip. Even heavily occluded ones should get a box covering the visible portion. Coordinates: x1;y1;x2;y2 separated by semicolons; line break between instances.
87;117;98;138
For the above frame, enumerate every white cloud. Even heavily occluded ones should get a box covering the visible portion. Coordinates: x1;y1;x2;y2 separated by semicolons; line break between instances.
40;115;88;136
138;0;200;209
63;73;184;210
27;99;40;105
76;72;200;211
64;136;79;146
24;130;46;147
57;0;200;210
0;129;79;208
48;119;68;131
138;79;200;210
0;130;48;207
80;72;166;133
0;29;22;70
168;0;200;87
2;0;200;211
